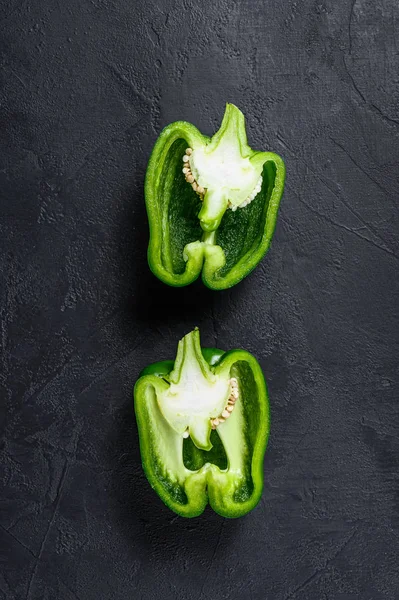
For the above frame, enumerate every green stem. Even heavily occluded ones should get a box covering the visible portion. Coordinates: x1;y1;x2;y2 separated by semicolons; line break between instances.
202;230;216;245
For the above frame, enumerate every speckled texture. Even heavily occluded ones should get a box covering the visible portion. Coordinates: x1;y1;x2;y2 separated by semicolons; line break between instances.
1;0;398;598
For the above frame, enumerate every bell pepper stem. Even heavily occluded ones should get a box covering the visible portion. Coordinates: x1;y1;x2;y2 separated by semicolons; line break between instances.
202;230;216;245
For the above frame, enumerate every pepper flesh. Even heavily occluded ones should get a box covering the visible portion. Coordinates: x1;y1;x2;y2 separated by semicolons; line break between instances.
134;328;270;518
145;103;285;289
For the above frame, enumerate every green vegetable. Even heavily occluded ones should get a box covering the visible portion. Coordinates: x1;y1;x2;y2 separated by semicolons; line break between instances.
144;103;285;289
134;328;270;518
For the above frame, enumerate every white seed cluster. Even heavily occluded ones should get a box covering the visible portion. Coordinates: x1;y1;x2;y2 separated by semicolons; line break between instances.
182;148;205;198
183;150;262;211
210;377;239;430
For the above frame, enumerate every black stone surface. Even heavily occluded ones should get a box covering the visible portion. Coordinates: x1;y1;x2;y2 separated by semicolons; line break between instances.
1;1;399;598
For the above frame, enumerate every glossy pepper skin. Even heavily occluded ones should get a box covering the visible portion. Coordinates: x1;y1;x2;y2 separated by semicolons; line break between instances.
134;329;270;518
144;103;285;290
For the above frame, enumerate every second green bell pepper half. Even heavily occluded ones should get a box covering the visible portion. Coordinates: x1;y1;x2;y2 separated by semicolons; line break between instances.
144;103;285;290
134;328;270;518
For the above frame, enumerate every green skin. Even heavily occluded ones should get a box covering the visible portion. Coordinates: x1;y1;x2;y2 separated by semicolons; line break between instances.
144;103;285;290
134;329;270;518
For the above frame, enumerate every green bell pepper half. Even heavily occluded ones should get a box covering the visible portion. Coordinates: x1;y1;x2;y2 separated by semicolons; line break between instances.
144;103;285;290
134;328;270;518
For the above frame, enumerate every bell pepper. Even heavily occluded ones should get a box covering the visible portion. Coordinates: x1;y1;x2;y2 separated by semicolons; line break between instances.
134;328;270;518
144;103;285;289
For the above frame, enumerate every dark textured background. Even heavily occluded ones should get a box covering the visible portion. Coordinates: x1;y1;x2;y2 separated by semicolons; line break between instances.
1;0;399;598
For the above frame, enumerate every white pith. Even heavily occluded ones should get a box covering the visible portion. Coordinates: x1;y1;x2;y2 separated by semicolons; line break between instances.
183;149;262;210
156;330;242;451
160;376;229;432
158;371;239;441
157;353;230;446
